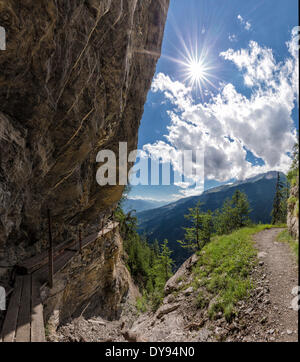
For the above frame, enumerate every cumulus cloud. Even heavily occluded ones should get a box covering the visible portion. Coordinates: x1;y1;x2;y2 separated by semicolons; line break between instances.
220;41;277;87
237;14;251;31
142;29;298;195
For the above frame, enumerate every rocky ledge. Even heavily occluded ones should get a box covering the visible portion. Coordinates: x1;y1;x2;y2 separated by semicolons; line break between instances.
0;0;169;274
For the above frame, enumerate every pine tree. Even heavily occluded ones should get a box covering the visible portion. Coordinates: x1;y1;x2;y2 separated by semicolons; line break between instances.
115;195;174;312
232;190;251;228
280;181;290;223
158;239;173;282
271;172;284;224
178;202;213;252
214;190;251;234
214;198;236;235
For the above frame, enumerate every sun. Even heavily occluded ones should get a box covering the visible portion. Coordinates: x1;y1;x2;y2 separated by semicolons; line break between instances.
188;60;206;83
181;53;216;94
174;50;217;97
162;28;219;96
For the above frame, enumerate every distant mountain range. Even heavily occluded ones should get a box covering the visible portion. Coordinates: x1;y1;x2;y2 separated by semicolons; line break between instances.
136;171;286;267
122;198;169;213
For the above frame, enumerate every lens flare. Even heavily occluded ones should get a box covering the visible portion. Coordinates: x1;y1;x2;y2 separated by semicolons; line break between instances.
184;57;211;90
163;39;219;98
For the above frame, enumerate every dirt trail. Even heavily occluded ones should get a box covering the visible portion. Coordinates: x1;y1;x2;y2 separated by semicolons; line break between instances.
52;227;298;343
253;228;298;342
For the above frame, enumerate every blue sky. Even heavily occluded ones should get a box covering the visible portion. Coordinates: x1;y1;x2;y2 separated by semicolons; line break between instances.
128;0;299;203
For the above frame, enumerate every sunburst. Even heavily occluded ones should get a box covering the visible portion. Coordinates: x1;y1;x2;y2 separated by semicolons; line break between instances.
184;57;212;91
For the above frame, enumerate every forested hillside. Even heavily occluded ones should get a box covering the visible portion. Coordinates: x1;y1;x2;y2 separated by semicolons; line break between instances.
137;171;287;266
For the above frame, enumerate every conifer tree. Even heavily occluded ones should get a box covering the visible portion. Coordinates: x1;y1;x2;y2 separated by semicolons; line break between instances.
271;172;284;224
178;202;213;252
214;190;251;235
232;190;251;228
158;239;173;282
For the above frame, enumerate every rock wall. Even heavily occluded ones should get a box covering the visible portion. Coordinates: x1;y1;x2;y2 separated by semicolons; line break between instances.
287;178;299;239
0;0;169;268
41;226;139;333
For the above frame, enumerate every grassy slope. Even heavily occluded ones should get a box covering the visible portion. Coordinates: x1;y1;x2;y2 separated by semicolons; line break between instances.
190;224;283;321
277;229;299;261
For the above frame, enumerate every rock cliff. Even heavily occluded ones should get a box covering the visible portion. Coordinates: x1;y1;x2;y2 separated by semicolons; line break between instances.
42;226;140;335
287;178;299;239
0;0;169;270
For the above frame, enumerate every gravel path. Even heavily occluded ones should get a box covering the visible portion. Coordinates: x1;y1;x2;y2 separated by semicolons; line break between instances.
253;228;298;342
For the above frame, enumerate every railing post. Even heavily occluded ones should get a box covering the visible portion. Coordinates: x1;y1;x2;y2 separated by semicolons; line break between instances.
47;208;54;289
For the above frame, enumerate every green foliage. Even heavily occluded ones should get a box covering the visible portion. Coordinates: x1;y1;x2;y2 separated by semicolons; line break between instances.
158;239;174;281
136;294;148;314
214;190;251;235
193;225;270;321
178;202;214;252
287;136;299;185
178;191;252;255
286;138;299;221
271;172;289;225
295;199;299;218
115;205;174;311
277;229;298;261
288;195;297;206
196;291;209;309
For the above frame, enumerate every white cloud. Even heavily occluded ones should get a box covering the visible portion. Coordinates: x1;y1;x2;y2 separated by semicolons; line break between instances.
237;14;251;31
220;41;277;87
143;30;298;189
127;194;182;202
127;195;161;202
229;34;238;42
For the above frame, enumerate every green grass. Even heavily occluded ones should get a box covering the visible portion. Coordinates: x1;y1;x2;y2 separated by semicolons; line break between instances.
192;224;273;321
277;229;299;261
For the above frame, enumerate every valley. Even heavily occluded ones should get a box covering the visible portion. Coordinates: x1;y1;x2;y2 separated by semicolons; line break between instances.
137;171;287;267
0;0;298;346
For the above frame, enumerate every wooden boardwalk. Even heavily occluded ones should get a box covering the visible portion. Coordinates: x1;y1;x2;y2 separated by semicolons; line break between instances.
1;221;118;342
1;275;45;342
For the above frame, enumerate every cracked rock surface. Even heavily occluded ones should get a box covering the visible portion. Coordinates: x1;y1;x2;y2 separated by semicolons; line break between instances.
0;0;169;270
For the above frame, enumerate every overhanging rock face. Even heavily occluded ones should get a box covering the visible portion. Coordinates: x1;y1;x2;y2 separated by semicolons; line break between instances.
0;0;170;267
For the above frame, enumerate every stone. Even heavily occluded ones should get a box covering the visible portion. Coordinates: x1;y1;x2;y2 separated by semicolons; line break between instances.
215;327;227;337
164;254;198;294
258;252;267;259
0;0;170;266
156;304;180;319
260;316;267;324
0;0;170;330
287;179;299;239
167;294;176;304
184;287;194;296
43;230;140;330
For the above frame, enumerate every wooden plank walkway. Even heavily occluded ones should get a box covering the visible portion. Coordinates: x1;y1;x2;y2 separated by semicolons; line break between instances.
1;275;45;342
1;221;118;342
1;276;23;342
